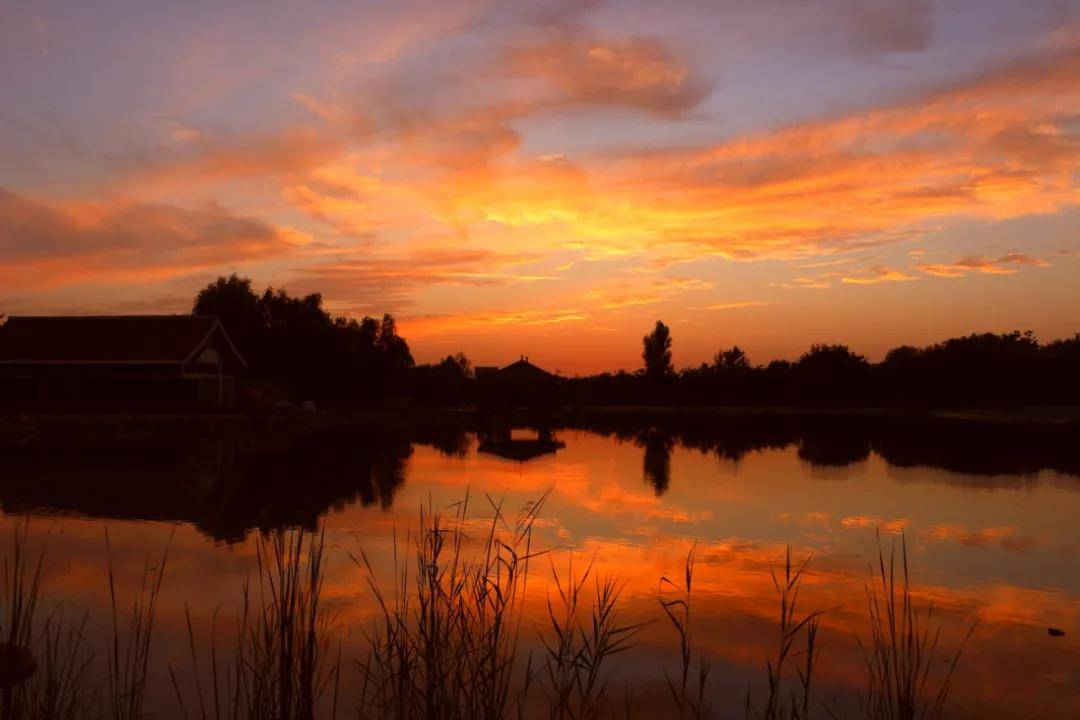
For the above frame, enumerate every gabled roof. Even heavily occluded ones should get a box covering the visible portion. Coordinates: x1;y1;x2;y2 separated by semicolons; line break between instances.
495;358;554;383
0;315;246;367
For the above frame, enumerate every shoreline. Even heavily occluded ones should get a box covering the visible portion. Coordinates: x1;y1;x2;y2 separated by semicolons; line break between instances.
3;403;1080;430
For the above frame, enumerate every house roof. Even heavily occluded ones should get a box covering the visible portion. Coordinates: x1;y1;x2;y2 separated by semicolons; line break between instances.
0;315;246;367
494;358;555;383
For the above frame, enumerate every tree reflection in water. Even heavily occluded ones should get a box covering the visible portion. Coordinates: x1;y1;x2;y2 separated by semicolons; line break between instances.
0;412;1076;540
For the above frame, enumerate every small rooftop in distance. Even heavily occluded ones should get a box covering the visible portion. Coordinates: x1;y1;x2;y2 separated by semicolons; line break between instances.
479;355;554;383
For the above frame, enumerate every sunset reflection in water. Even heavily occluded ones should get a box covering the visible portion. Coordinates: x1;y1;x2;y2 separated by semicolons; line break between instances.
2;429;1077;718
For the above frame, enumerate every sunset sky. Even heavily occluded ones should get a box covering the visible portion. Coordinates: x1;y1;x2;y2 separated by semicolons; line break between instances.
1;0;1077;373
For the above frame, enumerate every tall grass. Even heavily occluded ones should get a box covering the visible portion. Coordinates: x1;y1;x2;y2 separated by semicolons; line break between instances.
21;606;95;720
746;547;822;720
0;521;100;720
105;528;170;720
0;521;176;720
0;506;977;720
243;528;337;719
354;491;546;720
354;490;645;720
0;520;46;720
858;535;975;720
538;555;642;719
659;546;711;720
169;526;339;720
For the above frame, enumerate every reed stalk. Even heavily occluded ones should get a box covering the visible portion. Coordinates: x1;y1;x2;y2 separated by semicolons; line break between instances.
858;534;975;720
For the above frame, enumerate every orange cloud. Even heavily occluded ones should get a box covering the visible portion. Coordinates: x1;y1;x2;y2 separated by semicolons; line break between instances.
0;188;297;291
125;127;347;191
102;30;1080;289
774;277;833;290
296;246;555;311
796;257;862;269
565;43;1079;263
581;276;715;310
508;36;710;116
402;308;591;337
840;265;920;285
6;24;1077;353
917;252;1050;277
587;292;663;310
691;301;770;311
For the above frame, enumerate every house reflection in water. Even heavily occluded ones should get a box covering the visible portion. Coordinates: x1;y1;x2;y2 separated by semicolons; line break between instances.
477;426;565;462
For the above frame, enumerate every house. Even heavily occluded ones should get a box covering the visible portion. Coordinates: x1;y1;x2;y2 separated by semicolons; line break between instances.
475;355;561;410
0;315;246;412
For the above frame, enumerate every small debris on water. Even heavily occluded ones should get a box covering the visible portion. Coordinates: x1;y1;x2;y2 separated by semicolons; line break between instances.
1048;627;1066;637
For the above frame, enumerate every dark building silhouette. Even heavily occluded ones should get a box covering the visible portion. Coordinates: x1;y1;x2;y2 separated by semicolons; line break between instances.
477;426;565;462
476;355;561;410
0;315;246;412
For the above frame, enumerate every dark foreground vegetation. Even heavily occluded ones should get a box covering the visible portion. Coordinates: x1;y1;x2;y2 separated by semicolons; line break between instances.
0;499;973;720
191;275;1079;409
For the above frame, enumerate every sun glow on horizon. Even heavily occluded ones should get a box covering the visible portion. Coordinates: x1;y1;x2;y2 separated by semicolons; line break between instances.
0;1;1077;372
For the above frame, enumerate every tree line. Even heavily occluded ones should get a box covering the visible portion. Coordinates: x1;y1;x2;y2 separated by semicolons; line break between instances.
194;275;484;407
196;276;1079;408
573;320;1080;407
193;274;414;407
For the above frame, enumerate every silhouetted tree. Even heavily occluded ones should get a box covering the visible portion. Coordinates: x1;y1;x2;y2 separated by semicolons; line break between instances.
569;324;1080;408
1044;333;1080;404
793;344;869;404
714;345;750;370
193;274;263;360
642;321;674;383
191;275;413;407
377;313;415;385
414;353;473;406
188;281;1080;410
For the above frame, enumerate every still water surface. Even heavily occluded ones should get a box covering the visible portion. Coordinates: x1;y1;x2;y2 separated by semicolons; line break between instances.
1;418;1078;718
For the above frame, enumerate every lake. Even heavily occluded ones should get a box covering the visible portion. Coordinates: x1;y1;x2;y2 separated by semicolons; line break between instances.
0;413;1077;718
